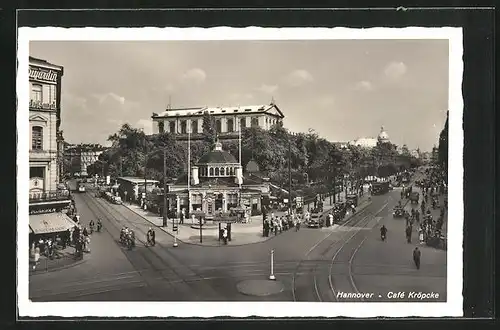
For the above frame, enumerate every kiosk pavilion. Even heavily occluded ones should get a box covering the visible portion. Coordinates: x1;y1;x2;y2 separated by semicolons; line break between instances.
166;141;270;220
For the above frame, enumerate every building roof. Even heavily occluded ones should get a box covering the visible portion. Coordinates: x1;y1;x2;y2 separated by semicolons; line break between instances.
197;141;238;164
29;56;64;71
118;177;159;184
152;102;284;119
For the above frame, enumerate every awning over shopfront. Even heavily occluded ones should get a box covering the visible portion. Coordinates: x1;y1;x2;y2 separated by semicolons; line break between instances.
29;212;76;235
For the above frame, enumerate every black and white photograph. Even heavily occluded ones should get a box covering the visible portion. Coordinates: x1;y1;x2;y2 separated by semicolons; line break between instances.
17;27;463;318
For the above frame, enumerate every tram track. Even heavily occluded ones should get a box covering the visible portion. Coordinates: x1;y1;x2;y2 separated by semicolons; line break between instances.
79;192;224;300
291;203;373;302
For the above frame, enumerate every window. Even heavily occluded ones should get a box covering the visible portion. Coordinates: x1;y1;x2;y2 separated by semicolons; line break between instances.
192;120;198;134
32;126;43;150
180;120;187;134
251;117;259;127
169;121;176;133
227;118;234;132
209;168;214;176
31;84;42;103
215;168;220;176
240;118;246;129
216;119;222;133
30;166;44;178
158;122;164;133
226;167;229;175
220;167;225;176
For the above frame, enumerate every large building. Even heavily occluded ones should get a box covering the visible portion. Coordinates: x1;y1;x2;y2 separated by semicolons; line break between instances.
64;143;107;176
166;141;270;219
349;126;391;149
151;102;284;140
29;56;64;194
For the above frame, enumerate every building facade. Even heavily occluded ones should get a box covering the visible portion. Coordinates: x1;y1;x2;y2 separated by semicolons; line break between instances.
64;144;107;176
167;141;270;219
29;56;64;194
349;126;391;149
151;102;285;140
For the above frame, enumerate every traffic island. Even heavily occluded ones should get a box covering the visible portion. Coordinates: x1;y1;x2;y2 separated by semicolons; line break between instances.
236;279;285;297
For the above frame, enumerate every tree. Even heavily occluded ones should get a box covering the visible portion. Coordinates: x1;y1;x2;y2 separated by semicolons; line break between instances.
202;111;216;147
438;111;449;173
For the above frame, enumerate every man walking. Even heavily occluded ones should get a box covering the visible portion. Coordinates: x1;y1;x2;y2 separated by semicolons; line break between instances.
413;247;421;269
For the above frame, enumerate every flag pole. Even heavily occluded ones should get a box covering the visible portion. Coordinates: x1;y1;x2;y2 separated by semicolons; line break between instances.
239;126;242;165
187;126;191;214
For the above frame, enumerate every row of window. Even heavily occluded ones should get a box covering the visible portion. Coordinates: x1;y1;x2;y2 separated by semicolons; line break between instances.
30;83;56;105
199;166;237;177
159;116;279;134
190;193;238;204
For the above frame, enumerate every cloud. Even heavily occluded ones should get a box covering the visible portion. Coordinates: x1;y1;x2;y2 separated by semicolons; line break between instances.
92;92;125;105
62;93;88;110
136;119;152;135
384;61;407;80
256;84;279;94
354;80;373;91
180;68;207;84
285;69;314;87
229;93;254;102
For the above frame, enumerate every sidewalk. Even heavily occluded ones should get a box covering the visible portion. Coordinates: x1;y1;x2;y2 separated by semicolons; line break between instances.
122;188;371;247
29;245;87;275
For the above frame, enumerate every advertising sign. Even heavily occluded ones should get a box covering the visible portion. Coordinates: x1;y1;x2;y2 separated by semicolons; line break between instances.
29;67;58;83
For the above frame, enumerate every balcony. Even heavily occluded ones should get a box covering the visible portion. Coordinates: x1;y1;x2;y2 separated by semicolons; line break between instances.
29;99;57;111
29;190;71;204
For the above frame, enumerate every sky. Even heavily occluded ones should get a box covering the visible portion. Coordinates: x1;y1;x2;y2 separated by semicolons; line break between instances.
30;39;449;151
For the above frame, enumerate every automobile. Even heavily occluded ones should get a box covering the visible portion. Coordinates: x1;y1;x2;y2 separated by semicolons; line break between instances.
77;184;86;193
392;206;405;218
345;194;358;208
409;192;420;204
307;212;323;228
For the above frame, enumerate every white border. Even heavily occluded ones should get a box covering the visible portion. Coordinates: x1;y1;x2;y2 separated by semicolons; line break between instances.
17;27;463;318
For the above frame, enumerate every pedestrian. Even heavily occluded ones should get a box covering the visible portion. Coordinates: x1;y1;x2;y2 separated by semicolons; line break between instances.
180;209;185;224
413;247;421;269
406;225;412;243
419;228;424;244
222;227;228;245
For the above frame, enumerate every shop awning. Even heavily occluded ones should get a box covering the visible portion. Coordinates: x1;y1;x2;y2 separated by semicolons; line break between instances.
29;212;76;235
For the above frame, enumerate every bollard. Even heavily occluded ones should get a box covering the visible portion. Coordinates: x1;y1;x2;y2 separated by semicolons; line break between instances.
173;235;178;247
269;249;276;280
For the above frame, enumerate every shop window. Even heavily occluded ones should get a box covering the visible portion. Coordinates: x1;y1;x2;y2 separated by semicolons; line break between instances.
32;126;43;150
158;122;164;133
227;118;234;132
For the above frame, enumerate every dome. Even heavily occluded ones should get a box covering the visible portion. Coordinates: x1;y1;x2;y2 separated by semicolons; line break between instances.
197;141;238;164
378;126;390;141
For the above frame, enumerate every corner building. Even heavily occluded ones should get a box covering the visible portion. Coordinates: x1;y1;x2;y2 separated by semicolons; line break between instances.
29;56;64;194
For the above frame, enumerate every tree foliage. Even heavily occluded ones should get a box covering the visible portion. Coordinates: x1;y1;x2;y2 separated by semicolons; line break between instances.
94;123;420;189
438;110;449;173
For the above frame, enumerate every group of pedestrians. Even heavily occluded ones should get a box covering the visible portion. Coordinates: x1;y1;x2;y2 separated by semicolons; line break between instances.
263;212;301;237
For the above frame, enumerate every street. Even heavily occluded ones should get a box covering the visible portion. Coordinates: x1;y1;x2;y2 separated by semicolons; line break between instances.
30;174;446;302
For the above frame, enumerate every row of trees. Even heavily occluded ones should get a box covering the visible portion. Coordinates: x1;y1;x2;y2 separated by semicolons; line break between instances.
437;110;449;180
87;114;421;190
